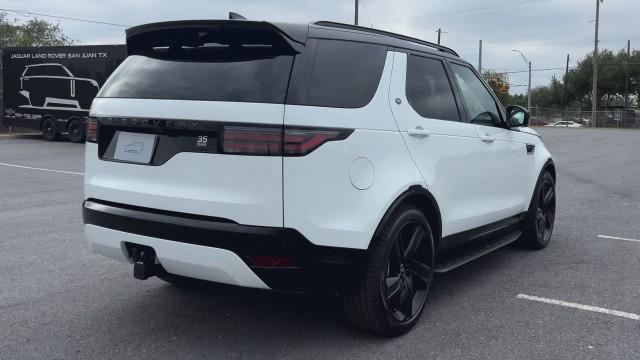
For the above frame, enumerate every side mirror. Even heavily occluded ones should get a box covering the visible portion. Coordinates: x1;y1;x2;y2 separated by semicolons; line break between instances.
506;105;530;128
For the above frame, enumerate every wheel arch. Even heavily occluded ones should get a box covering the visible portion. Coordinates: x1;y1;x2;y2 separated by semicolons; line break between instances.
543;158;556;181
527;158;556;209
370;185;443;252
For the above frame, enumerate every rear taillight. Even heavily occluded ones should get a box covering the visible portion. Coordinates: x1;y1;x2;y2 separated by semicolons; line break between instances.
86;118;98;143
221;126;351;156
222;126;282;155
284;129;342;156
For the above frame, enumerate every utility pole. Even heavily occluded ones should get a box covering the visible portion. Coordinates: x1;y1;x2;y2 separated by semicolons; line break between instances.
592;0;602;128
437;28;442;45
562;54;570;120
478;40;483;73
355;0;359;25
623;40;631;125
527;61;532;112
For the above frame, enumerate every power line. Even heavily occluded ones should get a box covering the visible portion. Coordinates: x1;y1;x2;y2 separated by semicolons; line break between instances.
0;8;131;27
484;67;573;74
359;0;376;28
410;0;551;21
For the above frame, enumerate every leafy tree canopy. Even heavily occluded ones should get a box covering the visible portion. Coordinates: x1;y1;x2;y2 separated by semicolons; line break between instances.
1;12;74;48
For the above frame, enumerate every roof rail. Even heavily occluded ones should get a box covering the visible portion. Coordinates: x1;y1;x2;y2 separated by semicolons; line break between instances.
313;21;459;57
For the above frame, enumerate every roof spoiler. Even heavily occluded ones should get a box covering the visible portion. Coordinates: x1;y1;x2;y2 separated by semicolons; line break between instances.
125;20;305;56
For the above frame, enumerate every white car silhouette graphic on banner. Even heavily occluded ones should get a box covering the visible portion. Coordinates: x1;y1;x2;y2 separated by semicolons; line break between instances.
18;63;100;112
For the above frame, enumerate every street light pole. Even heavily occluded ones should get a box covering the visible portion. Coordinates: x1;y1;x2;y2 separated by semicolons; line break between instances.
355;0;359;25
592;0;602;127
513;49;532;113
527;61;532;112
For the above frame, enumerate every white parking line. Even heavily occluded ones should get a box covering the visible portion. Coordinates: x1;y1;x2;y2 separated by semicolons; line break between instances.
597;234;640;244
0;162;84;176
517;294;640;321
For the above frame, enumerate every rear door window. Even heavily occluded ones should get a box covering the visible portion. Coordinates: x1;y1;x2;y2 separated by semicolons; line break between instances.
406;54;460;121
287;39;387;108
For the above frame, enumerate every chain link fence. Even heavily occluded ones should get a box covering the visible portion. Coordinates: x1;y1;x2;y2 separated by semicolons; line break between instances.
529;107;640;128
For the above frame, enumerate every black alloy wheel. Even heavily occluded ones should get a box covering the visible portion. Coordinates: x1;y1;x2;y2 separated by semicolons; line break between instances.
343;205;434;336
381;219;433;324
521;171;556;249
536;176;556;245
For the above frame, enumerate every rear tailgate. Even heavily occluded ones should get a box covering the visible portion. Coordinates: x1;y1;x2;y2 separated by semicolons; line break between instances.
85;21;304;227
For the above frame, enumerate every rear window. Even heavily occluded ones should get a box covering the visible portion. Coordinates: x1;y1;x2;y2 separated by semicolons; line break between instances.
287;39;387;108
99;24;297;103
98;55;293;103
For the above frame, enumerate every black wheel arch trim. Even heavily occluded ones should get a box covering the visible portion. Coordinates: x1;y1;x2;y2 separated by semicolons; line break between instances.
528;158;556;208
543;158;556;181
371;185;442;252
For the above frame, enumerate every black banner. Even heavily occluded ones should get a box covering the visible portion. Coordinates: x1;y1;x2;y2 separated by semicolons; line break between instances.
2;45;126;130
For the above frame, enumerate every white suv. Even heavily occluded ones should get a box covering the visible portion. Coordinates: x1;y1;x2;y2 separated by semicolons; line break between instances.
83;20;556;336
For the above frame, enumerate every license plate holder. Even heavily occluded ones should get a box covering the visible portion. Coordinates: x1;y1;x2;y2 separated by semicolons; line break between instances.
113;132;158;164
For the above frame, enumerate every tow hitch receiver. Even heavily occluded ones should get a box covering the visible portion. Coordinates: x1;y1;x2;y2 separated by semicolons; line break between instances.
127;243;158;280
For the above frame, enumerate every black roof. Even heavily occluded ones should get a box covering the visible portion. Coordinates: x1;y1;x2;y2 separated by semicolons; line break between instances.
311;21;459;57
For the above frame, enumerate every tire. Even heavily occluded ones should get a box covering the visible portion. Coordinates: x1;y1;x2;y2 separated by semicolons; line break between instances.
343;205;435;336
521;171;556;249
67;119;85;143
41;118;58;141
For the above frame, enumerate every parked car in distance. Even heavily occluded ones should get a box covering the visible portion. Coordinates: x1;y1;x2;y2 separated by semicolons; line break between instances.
529;117;549;126
545;120;583;128
83;19;556;337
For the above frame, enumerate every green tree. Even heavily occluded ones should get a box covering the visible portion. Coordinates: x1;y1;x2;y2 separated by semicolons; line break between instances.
530;76;565;109
0;12;74;47
565;49;640;109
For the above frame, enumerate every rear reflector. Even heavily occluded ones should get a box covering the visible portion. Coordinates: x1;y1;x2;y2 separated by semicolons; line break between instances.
248;256;299;268
222;125;351;156
86;118;98;143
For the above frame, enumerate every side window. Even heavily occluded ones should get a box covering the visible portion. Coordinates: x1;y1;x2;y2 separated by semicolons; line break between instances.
450;63;502;127
406;55;460;122
288;39;387;108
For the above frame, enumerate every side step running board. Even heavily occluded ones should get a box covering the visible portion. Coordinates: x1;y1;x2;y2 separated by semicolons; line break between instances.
434;230;522;273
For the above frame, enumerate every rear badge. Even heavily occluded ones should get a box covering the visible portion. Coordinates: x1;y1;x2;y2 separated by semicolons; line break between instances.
196;135;209;148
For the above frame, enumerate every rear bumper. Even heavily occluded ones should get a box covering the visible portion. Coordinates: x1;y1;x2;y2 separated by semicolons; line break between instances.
83;199;365;292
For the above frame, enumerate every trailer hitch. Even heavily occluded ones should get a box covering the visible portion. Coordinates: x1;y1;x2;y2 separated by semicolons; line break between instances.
127;244;157;280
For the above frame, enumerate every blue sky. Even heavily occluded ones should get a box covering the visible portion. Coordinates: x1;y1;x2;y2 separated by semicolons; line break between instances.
3;0;638;95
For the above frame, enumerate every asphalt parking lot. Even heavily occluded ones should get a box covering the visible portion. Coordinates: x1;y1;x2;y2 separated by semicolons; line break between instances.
1;128;639;360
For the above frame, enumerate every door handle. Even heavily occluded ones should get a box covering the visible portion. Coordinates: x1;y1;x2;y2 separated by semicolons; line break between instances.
407;127;431;138
480;134;495;143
